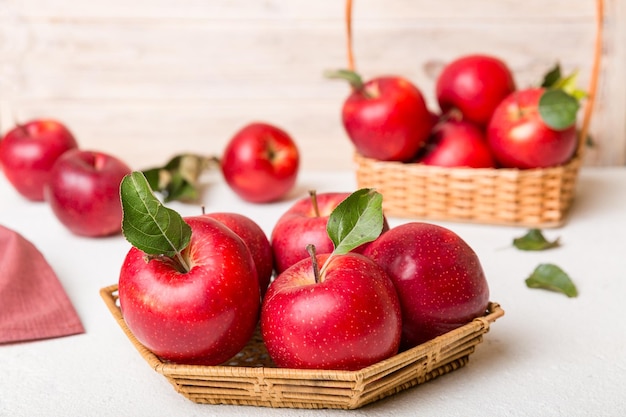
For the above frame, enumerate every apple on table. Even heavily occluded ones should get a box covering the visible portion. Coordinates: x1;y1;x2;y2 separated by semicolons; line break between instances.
0;119;78;201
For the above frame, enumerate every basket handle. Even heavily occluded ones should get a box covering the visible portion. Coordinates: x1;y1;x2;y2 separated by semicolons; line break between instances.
343;0;604;155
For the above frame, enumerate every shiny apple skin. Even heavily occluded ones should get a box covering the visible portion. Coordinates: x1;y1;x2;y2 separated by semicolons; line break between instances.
0;119;78;201
487;88;578;169
436;54;516;127
261;252;402;370
364;222;490;350
221;122;299;203
342;76;433;162
45;149;131;237
204;212;274;297
118;216;260;365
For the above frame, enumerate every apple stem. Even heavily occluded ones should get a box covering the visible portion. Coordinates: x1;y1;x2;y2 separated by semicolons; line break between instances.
324;69;367;95
309;190;321;217
144;253;190;274
307;244;321;284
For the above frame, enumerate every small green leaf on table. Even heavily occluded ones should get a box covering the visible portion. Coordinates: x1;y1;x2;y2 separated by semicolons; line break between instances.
513;229;560;251
525;263;578;298
120;171;192;271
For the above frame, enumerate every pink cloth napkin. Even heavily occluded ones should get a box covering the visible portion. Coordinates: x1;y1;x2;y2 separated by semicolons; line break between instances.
0;224;85;344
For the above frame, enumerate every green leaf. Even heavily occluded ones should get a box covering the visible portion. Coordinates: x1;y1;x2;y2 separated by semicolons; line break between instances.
326;188;384;255
513;229;560;251
541;63;562;88
539;89;580;130
120;171;192;270
525;263;578;298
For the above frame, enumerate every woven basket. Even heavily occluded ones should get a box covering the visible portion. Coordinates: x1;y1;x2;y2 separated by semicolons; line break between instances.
100;284;503;409
349;0;604;227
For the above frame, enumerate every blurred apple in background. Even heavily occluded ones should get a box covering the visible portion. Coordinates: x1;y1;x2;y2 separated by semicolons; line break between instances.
436;54;516;127
221;122;300;203
45;149;132;237
417;119;496;168
364;222;490;350
487;87;578;169
0;119;78;201
204;212;274;297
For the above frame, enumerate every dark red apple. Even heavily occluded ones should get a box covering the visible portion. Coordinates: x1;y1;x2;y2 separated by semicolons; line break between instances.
204;212;273;297
221;122;300;203
0;119;78;201
436;54;516;127
45;149;132;237
364;222;490;349
487;87;578;169
270;191;389;274
118;215;260;365
261;252;401;370
336;72;434;162
418;119;496;168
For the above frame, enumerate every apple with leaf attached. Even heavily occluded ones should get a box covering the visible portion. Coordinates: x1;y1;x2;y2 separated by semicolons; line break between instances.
261;189;402;370
117;172;260;365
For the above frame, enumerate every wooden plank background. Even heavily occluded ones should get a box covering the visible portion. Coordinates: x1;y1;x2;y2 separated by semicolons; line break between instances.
0;0;624;172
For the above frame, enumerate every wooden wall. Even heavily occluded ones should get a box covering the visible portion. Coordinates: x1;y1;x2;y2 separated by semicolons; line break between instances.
0;0;623;172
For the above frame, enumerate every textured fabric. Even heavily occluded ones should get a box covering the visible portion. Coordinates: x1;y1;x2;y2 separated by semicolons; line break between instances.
0;224;84;344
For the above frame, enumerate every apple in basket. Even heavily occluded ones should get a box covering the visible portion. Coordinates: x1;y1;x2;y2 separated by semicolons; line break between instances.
416;119;497;168
203;211;274;297
487;87;579;169
0;118;78;201
270;190;389;274
364;222;490;350
436;54;516;127
221;122;300;203
45;149;132;237
117;172;260;365
261;189;402;370
327;69;434;162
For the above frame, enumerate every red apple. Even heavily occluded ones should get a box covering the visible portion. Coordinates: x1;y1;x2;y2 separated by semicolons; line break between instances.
487;87;578;169
270;191;389;274
436;54;516;126
337;73;434;161
203;212;273;297
364;222;490;349
44;149;132;237
417;119;496;168
261;252;401;370
0;119;78;201
118;216;260;365
221;122;300;203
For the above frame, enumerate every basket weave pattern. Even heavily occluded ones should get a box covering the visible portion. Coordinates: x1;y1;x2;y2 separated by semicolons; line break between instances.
355;152;582;227
100;284;503;409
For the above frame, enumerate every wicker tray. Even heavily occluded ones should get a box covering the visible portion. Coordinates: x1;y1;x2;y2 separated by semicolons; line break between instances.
347;0;604;228
100;284;504;409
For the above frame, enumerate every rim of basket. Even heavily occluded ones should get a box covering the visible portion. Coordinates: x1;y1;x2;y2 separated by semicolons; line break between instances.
342;0;604;156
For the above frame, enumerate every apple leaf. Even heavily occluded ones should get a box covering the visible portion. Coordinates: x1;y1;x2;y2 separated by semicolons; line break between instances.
525;263;578;298
142;154;217;203
513;229;560;251
541;63;562;88
538;89;580;130
120;171;192;271
326;188;384;256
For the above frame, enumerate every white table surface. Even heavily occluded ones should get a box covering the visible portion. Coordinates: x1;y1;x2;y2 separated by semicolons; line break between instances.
1;167;625;417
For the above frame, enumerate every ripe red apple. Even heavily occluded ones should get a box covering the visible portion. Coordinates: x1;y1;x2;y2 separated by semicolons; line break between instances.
45;149;132;237
436;54;516;126
336;72;434;162
261;252;402;370
221;122;300;203
270;191;389;274
364;222;490;349
0;119;78;201
487;87;578;169
203;212;273;297
417;119;496;168
118;216;260;365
